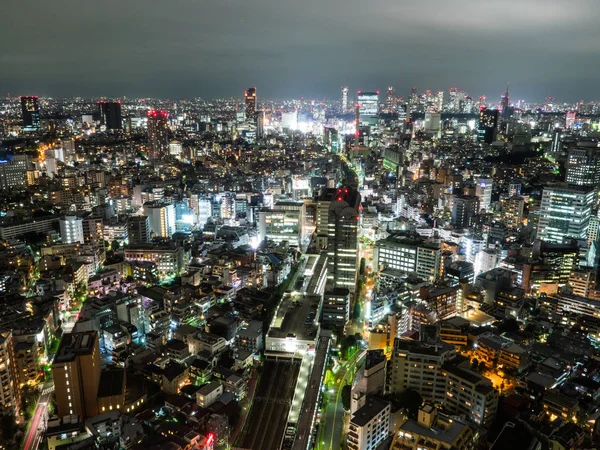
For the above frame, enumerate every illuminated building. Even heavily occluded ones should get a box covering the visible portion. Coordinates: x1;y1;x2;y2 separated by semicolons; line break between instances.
347;396;391;450
327;186;360;292
0;155;28;189
385;86;395;112
82;214;104;248
566;111;577;129
0;330;20;415
143;201;175;238
502;196;525;228
475;177;493;212
357;91;379;125
374;232;441;282
124;244;185;276
500;84;511;122
322;287;350;328
341;86;349;112
147;110;169;160
20;95;40;131
52;331;102;418
477;108;499;144
537;185;594;243
98;101;122;130
244;87;257;123
424;112;441;137
258;202;302;248
60;215;84;244
565;147;600;186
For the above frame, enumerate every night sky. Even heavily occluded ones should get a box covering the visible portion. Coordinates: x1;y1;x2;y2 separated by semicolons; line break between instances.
2;0;599;101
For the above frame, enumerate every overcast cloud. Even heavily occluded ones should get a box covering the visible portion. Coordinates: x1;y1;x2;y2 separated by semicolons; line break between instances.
1;0;599;101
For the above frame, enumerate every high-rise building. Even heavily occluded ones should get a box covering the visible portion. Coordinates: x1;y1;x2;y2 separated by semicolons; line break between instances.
565;147;600;186
60;215;84;244
52;331;102;419
0;330;20;416
385;86;395;112
500;83;511;122
322;288;351;328
566;111;577;129
127;216;151;244
341;86;349;113
82;215;104;248
143;201;176;238
502;196;525;228
258;202;303;248
475;178;493;212
98;101;122;130
550;129;562;153
478;109;499;144
357;91;379;126
244;87;257;123
147;110;169;160
537;185;594;243
20;96;40;131
327;186;361;292
62;139;76;163
452;195;478;229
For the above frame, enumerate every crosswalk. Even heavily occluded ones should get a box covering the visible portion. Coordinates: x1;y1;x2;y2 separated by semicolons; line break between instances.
41;386;54;396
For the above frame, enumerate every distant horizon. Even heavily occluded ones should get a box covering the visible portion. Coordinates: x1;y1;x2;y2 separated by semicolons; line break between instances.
3;88;598;106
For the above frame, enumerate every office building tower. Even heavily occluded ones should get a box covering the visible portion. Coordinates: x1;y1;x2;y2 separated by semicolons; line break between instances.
0;156;27;190
169;141;183;157
357;91;379;126
501;84;510;122
385;86;395;112
143;201;176;238
508;180;521;197
20;96;40;131
327;186;361;292
452;195;478;229
127;216;151;244
374;232;441;282
60;215;84;244
52;331;102;419
424;112;442;137
147;110;169;160
551;129;562;154
341;86;349;113
0;330;20;415
537;185;594;243
244;87;257;123
478;109;499;144
347;396;391;450
565;147;600;186
256;110;265;137
98;101;122;130
475;178;493;212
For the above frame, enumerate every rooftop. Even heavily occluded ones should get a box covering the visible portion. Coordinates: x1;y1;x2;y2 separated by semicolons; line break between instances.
351;396;390;428
53;331;98;364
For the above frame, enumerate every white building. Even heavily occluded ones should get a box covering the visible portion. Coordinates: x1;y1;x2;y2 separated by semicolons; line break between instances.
60;215;84;244
475;178;493;212
537;185;594;243
143;201;176;238
347;396;391;450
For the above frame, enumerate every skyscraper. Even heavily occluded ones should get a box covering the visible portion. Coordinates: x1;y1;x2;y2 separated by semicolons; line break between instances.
20;96;40;131
385;86;395;112
147;110;169;160
478;108;499;144
98;101;123;130
501;83;511;122
244;87;257;123
327;186;361;293
341;86;349;113
566;147;600;186
127;216;151;244
52;331;102;419
537;185;594;243
357;91;379;126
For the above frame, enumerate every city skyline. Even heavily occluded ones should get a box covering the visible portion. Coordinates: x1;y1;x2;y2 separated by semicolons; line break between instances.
2;0;600;101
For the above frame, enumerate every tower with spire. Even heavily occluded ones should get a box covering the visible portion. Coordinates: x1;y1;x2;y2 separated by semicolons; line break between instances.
501;83;510;122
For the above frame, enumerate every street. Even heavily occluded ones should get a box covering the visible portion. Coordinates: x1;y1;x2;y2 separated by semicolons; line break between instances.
319;350;366;450
23;385;53;450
